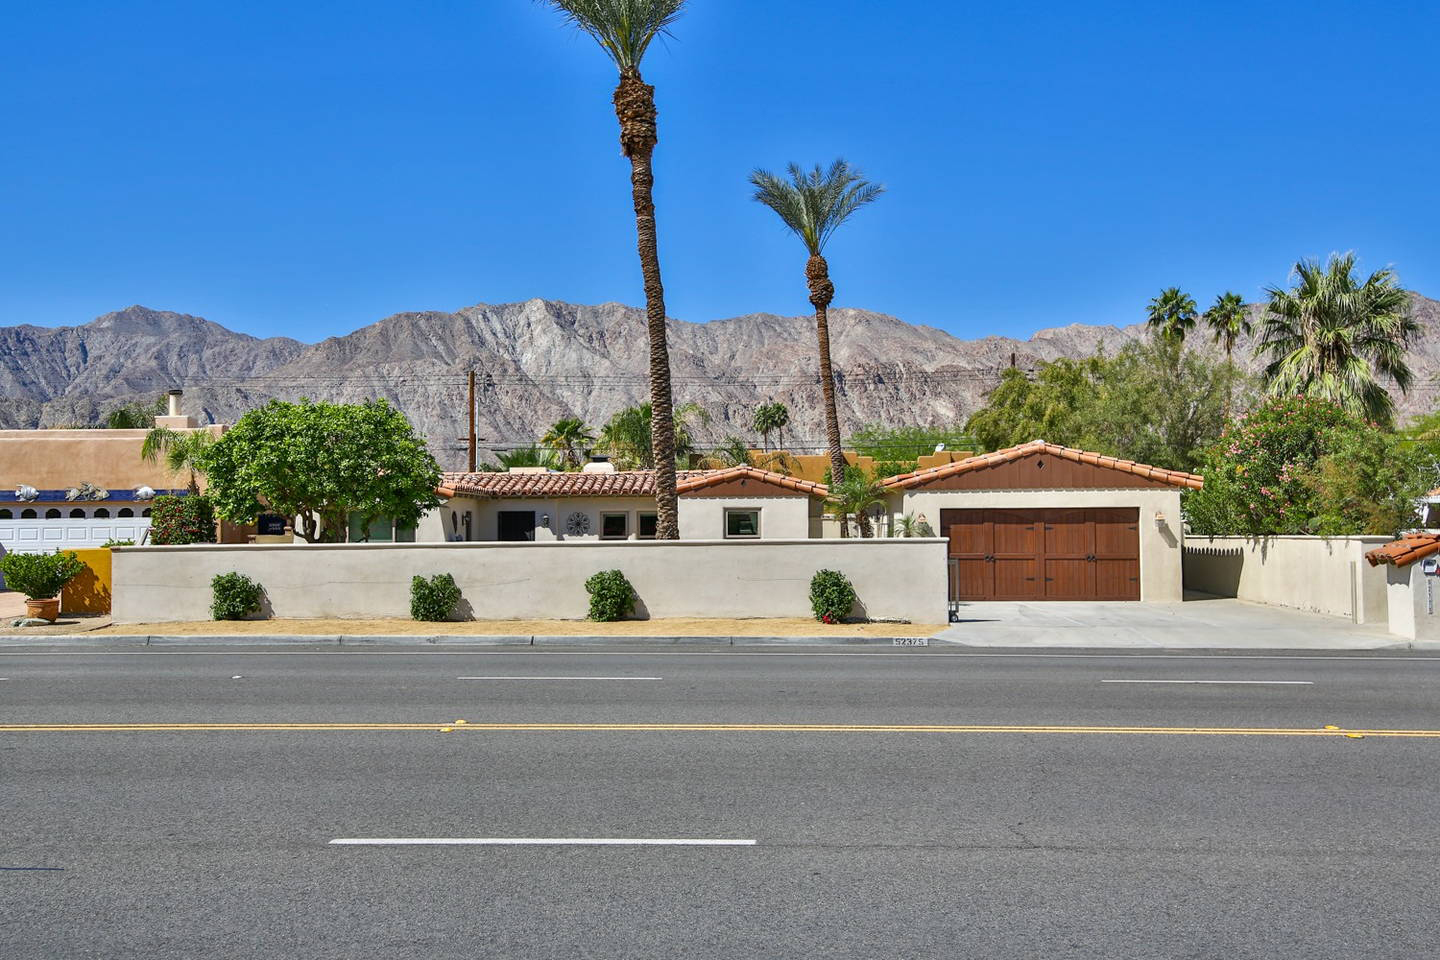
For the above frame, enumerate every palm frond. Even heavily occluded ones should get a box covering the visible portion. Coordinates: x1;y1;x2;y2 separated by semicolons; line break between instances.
539;0;686;71
749;159;884;255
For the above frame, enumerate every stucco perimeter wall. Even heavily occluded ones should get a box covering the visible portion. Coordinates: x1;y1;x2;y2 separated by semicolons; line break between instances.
1183;536;1391;623
111;539;950;624
892;487;1185;601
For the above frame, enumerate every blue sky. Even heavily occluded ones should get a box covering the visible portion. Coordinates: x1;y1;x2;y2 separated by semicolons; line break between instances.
3;0;1436;343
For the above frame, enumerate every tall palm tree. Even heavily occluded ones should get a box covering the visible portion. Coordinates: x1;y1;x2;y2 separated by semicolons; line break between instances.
1146;287;1199;342
751;401;790;451
140;427;214;495
1205;291;1251;419
541;417;595;469
1256;253;1416;425
538;0;687;538
750;160;883;485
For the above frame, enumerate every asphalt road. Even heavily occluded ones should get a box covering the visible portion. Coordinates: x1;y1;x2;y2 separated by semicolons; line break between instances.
3;646;1439;959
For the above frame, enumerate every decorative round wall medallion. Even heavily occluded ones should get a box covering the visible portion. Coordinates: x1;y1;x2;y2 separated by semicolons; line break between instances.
565;511;591;536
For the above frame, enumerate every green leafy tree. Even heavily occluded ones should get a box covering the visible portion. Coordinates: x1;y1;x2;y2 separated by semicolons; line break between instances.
964;339;1240;473
1255;253;1416;426
141;427;215;495
541;417;595;469
750;402;790;451
538;0;688;539
1185;395;1431;536
750;159;884;485
1146;287;1199;342
198;399;441;544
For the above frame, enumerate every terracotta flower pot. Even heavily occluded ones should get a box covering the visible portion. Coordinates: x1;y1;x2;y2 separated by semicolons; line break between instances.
25;597;60;623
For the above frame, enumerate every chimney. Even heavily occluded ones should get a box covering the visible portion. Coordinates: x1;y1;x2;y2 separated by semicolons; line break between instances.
155;388;197;429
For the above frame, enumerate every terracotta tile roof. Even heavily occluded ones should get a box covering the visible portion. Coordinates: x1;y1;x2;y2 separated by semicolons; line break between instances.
438;467;828;500
676;465;829;497
880;439;1205;491
1364;534;1440;568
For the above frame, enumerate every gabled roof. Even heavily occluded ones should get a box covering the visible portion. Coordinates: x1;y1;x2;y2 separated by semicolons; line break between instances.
880;440;1205;491
1364;534;1440;568
438;466;828;500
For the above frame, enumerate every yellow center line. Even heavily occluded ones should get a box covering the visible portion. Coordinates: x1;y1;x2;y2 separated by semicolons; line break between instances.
0;722;1436;737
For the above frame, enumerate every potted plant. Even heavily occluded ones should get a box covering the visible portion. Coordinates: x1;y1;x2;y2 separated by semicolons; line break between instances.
0;551;86;622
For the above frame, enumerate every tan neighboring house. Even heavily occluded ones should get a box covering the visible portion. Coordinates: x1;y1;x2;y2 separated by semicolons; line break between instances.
0;394;223;556
429;465;829;543
880;440;1204;603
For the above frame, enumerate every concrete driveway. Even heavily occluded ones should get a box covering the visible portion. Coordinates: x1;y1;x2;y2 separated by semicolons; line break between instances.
937;596;1403;650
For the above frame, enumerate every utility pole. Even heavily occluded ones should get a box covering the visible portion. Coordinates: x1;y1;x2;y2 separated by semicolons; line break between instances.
467;370;477;473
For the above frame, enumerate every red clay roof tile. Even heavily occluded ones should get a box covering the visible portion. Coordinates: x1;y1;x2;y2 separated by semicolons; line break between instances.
1364;534;1440;568
437;467;828;500
879;439;1205;491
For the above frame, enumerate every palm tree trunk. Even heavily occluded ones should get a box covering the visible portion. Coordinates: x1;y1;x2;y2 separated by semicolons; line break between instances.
614;67;678;539
857;511;873;538
807;254;846;485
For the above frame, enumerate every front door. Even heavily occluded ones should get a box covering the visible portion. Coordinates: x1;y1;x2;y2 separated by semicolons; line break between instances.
497;510;536;542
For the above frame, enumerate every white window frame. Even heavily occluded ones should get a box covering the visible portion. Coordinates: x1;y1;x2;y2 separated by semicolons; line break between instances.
724;508;761;539
599;511;630;540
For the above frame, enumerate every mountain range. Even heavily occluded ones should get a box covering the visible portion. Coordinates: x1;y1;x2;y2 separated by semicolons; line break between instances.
2;295;1436;470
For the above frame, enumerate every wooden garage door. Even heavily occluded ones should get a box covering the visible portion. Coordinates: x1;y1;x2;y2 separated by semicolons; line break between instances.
942;508;1140;601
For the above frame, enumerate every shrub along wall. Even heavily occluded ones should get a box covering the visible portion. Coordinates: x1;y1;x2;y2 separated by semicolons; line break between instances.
110;540;948;625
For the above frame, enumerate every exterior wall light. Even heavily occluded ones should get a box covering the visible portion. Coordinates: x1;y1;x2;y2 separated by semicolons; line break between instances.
1154;511;1167;526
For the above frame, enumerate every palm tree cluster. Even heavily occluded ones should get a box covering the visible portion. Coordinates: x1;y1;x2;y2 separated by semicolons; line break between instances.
536;1;883;536
1145;252;1416;427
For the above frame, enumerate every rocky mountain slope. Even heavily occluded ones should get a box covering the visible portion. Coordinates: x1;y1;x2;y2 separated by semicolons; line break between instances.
2;296;1436;469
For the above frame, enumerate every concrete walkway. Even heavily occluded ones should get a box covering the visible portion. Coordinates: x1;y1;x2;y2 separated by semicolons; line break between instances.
937;597;1405;649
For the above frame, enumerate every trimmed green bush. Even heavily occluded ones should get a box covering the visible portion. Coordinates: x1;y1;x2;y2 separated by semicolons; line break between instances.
411;573;462;622
810;569;857;624
0;551;86;600
150;495;217;545
585;569;635;622
211;572;264;621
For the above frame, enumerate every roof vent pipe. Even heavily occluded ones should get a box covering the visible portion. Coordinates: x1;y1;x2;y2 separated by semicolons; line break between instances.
167;389;183;418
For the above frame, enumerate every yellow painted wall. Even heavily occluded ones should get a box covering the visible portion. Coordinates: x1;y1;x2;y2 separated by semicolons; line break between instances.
0;426;225;492
61;548;112;614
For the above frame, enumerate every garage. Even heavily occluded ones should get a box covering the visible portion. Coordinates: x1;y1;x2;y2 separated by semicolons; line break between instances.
942;507;1139;601
881;440;1204;603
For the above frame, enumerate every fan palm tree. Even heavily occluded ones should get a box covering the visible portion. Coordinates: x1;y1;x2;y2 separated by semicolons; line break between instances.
541;417;595;469
140;427;214;495
750;160;883;485
1255;253;1416;425
1205;291;1251;419
598;402;707;469
538;0;687;538
751;401;790;451
1146;287;1199;342
496;445;557;470
827;469;887;539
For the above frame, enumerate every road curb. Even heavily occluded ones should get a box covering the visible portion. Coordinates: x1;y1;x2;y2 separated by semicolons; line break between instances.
2;633;930;648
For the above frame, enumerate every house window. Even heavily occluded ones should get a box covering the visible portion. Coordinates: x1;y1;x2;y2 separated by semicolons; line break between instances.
724;508;761;539
638;513;657;540
0;509;11;519
142;508;152;517
69;508;86;519
118;508;134;518
21;508;37;519
94;508;110;519
45;508;61;519
600;512;629;540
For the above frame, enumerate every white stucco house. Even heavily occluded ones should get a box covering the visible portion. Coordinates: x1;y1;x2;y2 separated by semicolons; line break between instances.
426;464;829;543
